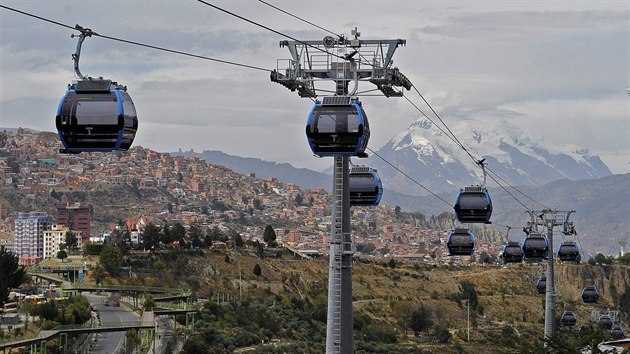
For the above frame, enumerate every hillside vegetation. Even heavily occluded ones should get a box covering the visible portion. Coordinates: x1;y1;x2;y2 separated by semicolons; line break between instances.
100;249;630;353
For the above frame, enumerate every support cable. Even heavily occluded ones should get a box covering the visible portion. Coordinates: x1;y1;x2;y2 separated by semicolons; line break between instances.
0;4;271;72
366;147;453;207
257;0;340;38
196;0;347;62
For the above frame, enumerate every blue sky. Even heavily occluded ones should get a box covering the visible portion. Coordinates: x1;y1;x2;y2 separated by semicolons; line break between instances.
1;0;628;173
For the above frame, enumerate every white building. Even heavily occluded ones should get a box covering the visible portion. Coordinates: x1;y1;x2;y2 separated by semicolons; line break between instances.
43;224;82;259
14;212;52;260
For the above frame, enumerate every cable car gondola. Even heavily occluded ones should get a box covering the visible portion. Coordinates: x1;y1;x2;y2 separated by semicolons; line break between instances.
446;228;475;256
557;241;581;263
305;96;369;157
56;79;138;153
56;25;137;153
598;315;613;330
349;166;383;206
522;233;548;260
536;275;546;294
610;326;624;339
453;186;492;224
581;285;599;304
561;311;577;327
501;241;524;263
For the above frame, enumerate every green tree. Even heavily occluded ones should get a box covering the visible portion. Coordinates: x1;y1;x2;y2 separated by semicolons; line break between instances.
99;244;123;275
388;258;396;269
64;231;78;250
458;280;479;312
253;264;262;277
57;247;68;263
432;323;451;343
142;222;162;251
231;231;244;248
0;247;27;307
171;222;186;244
189;223;203;249
294;194;303;206
263;225;277;247
92;263;106;284
410;305;433;334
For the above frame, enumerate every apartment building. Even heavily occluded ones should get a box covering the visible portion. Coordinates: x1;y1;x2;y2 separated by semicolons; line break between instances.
43;224;82;259
14;212;52;261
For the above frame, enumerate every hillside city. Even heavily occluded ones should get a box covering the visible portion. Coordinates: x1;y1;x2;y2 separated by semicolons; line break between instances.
0;128;501;266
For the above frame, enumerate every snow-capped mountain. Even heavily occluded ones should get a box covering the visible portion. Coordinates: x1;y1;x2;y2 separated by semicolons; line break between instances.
365;118;612;195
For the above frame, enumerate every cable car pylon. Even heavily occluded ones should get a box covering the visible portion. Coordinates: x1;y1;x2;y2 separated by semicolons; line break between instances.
273;28;410;354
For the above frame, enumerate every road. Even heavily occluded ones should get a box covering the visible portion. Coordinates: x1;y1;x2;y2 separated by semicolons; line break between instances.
85;293;139;354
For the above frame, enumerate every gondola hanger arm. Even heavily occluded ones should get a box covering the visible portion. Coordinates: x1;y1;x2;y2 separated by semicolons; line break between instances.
71;24;96;80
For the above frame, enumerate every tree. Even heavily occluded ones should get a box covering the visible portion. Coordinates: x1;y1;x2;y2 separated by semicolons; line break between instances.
0;247;27;307
142;222;162;251
92;263;106;284
231;231;244;248
458;280;479;312
253;264;262;277
171;222;186;244
57;247;68;263
294;194;303;206
189;223;203;249
64;231;78;250
263;225;277;247
388;258;396;269
99;244;123;275
410;305;433;334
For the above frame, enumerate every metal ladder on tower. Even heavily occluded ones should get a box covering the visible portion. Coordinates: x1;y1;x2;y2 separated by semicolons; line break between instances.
330;156;344;350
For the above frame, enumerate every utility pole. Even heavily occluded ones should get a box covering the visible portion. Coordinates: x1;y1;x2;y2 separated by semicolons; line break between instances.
273;29;410;354
619;241;627;257
466;299;470;342
527;209;575;340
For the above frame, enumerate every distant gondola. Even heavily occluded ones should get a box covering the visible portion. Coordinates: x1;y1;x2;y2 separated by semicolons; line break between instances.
536;275;546;294
610;326;625;339
598;315;613;330
557;241;581;263
446;228;475;256
560;311;577;327
453;186;492;224
56;79;138;153
501;242;524;263
581;285;599;304
522;233;548;260
349;166;383;206
305;96;369;157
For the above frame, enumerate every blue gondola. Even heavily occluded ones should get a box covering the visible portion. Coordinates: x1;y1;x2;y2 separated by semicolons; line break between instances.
349;166;383;206
522;233;548;260
581;285;599;304
56;79;138;153
501;241;524;263
598;315;613;330
536;275;546;294
447;228;475;256
561;311;577;327
305;96;370;157
453;186;492;224
558;241;581;263
610;326;624;339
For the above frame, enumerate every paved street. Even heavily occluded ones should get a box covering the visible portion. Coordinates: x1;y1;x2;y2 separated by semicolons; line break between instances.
85;293;139;354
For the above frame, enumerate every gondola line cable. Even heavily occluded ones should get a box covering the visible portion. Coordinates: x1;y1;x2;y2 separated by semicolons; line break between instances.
0;4;271;72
